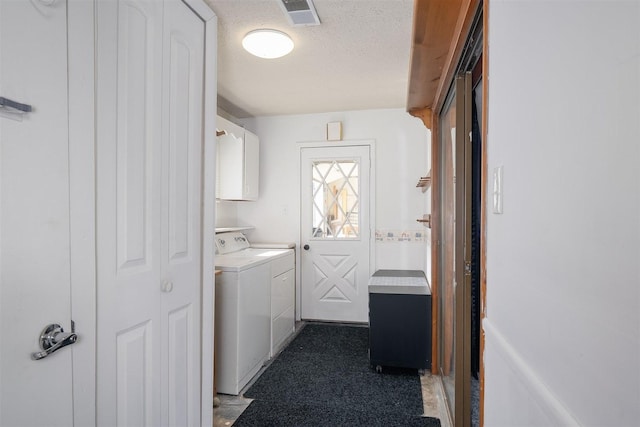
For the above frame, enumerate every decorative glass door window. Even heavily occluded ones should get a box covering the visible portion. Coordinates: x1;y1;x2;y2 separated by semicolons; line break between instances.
311;160;360;239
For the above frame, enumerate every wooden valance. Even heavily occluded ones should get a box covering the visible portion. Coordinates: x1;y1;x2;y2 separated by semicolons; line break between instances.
407;0;480;128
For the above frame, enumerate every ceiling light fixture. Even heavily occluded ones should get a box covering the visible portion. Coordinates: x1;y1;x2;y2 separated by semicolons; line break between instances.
242;29;294;59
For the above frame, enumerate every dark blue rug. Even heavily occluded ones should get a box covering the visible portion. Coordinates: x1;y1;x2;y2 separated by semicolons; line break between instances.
233;323;440;427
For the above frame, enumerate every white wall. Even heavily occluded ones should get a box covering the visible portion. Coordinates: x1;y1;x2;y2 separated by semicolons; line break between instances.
216;109;431;308
485;1;640;426
241;108;430;268
215;200;237;227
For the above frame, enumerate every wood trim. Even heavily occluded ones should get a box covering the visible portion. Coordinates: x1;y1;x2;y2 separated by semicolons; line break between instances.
407;0;463;112
409;107;433;129
479;2;489;427
407;0;481;113
433;0;481;113
430;114;440;374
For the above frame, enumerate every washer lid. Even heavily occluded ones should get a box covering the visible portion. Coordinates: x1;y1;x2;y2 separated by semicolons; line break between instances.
215;255;271;272
215;231;250;254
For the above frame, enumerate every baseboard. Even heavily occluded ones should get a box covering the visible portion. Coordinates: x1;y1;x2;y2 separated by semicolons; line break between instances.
483;319;579;426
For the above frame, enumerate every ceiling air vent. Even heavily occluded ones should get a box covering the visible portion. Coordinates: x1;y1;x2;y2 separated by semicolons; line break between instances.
279;0;321;27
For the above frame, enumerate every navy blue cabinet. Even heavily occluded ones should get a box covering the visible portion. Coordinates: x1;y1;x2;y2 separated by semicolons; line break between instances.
368;270;432;372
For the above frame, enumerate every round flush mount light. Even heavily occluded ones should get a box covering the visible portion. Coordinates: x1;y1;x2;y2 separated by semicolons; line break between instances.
242;29;294;59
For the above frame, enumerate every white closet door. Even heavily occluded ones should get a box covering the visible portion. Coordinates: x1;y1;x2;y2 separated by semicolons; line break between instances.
96;0;165;425
96;0;206;424
160;0;204;425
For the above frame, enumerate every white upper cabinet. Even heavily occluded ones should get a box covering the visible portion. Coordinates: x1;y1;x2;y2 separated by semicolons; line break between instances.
216;116;259;200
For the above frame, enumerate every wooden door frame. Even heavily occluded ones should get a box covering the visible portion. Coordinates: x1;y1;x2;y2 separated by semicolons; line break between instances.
408;0;488;426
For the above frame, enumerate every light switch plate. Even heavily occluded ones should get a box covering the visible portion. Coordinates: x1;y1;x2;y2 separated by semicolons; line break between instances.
492;166;503;214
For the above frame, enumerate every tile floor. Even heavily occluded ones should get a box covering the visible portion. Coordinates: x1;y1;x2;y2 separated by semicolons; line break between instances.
213;394;252;427
420;371;452;427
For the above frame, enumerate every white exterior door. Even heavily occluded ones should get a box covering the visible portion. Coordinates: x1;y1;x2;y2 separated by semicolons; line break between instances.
96;0;205;425
0;1;74;426
300;145;372;323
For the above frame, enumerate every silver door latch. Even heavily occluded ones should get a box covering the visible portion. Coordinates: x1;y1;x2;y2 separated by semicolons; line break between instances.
31;323;77;360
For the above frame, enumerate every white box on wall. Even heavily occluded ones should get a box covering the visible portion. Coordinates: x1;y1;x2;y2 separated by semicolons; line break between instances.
326;121;342;141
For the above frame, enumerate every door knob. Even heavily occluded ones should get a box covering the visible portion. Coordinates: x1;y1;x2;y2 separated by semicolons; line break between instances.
303;244;310;250
31;323;77;360
161;280;174;293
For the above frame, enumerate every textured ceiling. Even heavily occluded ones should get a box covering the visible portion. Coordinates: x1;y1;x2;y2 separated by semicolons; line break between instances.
204;0;415;118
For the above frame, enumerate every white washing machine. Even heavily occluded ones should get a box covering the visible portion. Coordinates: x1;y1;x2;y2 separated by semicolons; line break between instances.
214;232;294;395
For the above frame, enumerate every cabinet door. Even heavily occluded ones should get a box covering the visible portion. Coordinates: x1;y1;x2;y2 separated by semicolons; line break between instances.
271;269;295;355
216;117;259;201
243;130;260;200
215;116;234;134
238;264;271;385
272;269;295;319
217;132;244;199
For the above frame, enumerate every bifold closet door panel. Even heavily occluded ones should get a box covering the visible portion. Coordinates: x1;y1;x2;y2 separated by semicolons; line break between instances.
96;1;164;424
96;0;205;425
160;0;205;425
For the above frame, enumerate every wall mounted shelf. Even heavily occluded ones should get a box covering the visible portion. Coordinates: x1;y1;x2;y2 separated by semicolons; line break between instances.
416;214;432;228
215;226;255;233
416;170;432;189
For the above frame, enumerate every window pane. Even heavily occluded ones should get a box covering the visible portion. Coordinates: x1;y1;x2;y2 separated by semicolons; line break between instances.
310;160;360;239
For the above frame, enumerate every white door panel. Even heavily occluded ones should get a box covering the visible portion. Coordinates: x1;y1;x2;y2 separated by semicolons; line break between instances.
97;0;204;425
1;0;211;425
161;0;204;424
96;0;163;424
0;1;74;425
300;145;371;323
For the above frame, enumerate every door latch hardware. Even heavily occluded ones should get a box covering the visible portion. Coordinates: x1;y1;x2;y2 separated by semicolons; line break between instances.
31;323;78;360
0;97;32;113
464;262;472;275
